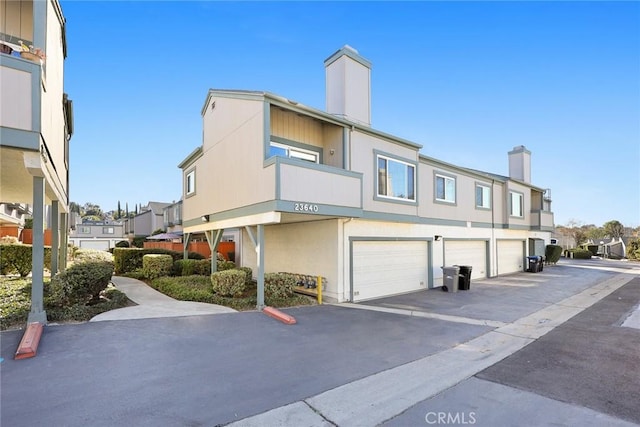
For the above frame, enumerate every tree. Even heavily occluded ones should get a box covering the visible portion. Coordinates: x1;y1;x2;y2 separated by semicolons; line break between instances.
585;225;605;240
116;201;122;219
565;219;587;247
603;220;624;239
83;202;103;218
125;202;129;218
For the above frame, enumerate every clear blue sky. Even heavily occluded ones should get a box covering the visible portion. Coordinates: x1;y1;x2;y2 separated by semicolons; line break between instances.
62;1;640;228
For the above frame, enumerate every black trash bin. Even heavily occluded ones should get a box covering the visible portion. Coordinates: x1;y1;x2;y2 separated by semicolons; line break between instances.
527;256;541;273
457;265;473;290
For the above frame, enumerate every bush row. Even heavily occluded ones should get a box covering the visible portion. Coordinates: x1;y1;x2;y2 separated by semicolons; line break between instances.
113;248;204;274
0;244;52;277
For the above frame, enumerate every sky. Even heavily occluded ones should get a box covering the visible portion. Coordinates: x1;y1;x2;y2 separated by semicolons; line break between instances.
62;1;640;228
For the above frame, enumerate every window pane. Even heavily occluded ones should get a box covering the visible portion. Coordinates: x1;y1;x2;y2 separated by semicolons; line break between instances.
378;158;387;196
407;166;415;200
388;160;407;198
445;178;455;202
436;177;444;200
290;149;317;163
476;187;482;206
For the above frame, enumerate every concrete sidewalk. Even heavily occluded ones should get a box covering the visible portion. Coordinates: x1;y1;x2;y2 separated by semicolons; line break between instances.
89;276;236;322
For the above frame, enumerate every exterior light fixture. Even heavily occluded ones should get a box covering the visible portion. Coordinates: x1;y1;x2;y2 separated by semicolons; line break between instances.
434;235;442;241
201;215;209;222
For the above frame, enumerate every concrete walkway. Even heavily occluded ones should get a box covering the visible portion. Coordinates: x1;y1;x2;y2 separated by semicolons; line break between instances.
90;276;236;322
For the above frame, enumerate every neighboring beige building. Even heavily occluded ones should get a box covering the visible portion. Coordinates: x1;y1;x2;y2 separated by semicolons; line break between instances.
69;220;126;250
0;0;73;322
179;46;554;305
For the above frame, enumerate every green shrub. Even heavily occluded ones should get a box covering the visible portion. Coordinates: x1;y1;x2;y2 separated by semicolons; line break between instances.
194;259;211;275
74;248;114;263
188;251;205;260
211;269;246;296
142;254;173;279
627;239;640;260
545;245;563;264
115;240;130;248
173;259;212;276
217;260;236;271
152;275;214;302
568;248;593;259
131;236;146;248
236;267;253;284
173;259;196;276
49;260;114;306
114;248;200;274
264;272;296;300
0;244;32;276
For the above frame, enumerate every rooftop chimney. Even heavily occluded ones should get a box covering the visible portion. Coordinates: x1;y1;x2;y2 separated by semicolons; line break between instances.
508;145;531;183
324;45;371;126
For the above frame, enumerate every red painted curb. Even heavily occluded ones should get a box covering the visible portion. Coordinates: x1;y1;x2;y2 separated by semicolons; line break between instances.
15;322;44;360
263;306;297;325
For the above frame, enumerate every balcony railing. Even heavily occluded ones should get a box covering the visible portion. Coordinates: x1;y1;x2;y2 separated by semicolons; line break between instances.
267;156;363;217
531;210;554;230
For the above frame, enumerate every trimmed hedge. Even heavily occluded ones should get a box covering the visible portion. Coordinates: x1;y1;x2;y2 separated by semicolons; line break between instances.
237;266;253;285
217;260;236;271
74;248;114;263
173;259;212;276
545;245;563;265
114;248;203;274
568;248;593;259
264;272;296;299
142;254;173;279
0;244;51;277
49;260;114;306
211;269;246;296
115;240;130;248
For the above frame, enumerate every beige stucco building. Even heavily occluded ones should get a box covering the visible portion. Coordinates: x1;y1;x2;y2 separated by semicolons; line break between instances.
179;46;554;305
1;0;73;322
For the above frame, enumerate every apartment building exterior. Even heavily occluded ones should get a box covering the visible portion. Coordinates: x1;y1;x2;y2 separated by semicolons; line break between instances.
179;46;554;305
68;220;126;250
0;0;73;322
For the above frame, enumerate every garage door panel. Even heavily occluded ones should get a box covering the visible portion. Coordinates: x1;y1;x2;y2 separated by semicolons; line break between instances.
79;240;110;250
353;241;428;302
497;240;524;275
444;240;486;280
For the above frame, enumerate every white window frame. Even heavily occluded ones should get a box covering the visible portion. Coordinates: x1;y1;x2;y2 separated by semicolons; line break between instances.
269;141;319;163
435;174;456;203
476;184;491;209
102;227;114;234
78;226;90;234
376;154;416;202
186;169;196;196
510;191;524;217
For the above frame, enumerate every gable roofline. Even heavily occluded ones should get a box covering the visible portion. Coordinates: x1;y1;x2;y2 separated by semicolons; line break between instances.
202;89;423;151
178;146;203;169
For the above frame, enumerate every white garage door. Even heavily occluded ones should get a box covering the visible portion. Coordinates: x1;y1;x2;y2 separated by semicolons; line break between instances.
497;240;525;275
352;240;428;302
444;240;487;280
80;240;110;251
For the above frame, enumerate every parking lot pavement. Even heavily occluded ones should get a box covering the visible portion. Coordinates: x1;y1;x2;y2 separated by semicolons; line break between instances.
383;278;640;427
1;259;638;427
363;261;623;323
0;305;490;427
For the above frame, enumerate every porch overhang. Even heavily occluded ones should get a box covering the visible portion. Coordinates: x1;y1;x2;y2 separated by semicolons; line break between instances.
183;211;282;234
